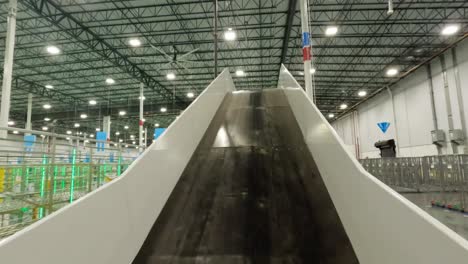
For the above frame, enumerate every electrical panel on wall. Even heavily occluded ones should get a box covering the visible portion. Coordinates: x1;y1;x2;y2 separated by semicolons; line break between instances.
449;129;465;145
431;130;445;146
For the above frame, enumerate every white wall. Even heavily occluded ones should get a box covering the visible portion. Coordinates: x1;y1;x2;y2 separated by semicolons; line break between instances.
333;38;468;158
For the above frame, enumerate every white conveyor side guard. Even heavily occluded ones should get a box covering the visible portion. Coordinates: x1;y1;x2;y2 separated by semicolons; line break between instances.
0;69;235;264
278;64;468;263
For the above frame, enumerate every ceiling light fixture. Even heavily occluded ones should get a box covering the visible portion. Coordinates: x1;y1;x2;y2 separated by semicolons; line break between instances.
235;69;245;77
124;125;129;129
155;123;160;127
128;38;142;47
387;0;394;15
119;110;126;116
325;26;338;36
441;24;460;35
46;46;60;55
45;84;54;89
105;78;115;84
7;121;15;126
13;130;19;134
115;131;120;136
328;113;335;118
74;123;80;128
187;92;194;98
340;103;348;110
43;104;51;109
44;117;51;121
80;114;87;119
386;68;399;76
90;134;94;138
160;107;167;113
89;100;97;105
166;72;176;80
66;130;72;135
358;90;367;97
224;28;237;41
96;128;101;131
310;68;316;74
42;126;48;131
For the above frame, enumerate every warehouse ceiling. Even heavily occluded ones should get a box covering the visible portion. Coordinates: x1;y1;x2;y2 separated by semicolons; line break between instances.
0;0;467;140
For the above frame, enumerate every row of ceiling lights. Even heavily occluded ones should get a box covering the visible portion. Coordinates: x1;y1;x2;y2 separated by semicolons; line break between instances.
32;24;463;126
41;40;198;112
318;24;461;119
41;27;246;110
11;28;244;136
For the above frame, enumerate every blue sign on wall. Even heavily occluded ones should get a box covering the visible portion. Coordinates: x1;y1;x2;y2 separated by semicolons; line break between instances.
96;131;107;152
377;122;391;133
154;128;166;140
24;135;36;152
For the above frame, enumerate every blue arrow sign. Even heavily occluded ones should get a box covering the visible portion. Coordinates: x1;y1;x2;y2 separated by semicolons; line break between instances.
377;122;390;133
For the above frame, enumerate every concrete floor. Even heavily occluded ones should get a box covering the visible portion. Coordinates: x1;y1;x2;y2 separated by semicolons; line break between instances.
403;192;468;241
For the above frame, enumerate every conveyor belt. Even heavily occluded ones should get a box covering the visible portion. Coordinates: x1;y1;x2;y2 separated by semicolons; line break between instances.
132;90;359;264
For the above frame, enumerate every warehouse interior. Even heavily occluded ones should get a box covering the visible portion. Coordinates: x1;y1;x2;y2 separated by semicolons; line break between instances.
1;0;468;263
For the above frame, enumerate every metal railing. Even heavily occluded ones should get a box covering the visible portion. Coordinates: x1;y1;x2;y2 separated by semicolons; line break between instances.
0;127;143;239
360;155;468;212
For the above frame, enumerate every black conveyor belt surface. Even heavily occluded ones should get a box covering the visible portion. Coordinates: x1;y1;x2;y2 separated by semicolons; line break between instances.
133;90;359;264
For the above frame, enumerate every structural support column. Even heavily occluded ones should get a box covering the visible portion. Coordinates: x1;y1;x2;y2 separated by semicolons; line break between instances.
144;127;148;147
0;0;18;138
387;87;401;156
25;93;33;132
426;64;442;155
139;83;144;148
451;48;468;153
299;0;314;102
440;55;457;154
213;0;218;77
103;116;111;141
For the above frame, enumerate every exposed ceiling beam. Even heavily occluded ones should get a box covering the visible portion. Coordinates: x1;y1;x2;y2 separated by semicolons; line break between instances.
21;0;185;105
